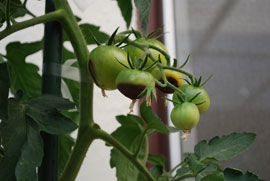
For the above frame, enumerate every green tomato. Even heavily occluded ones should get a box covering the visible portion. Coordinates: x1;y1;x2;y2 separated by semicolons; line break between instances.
173;85;210;114
88;45;129;90
124;38;168;71
116;69;154;99
170;102;200;130
151;68;184;94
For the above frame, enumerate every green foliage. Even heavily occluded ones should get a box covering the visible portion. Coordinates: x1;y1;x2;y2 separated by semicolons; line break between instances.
110;114;144;181
0;94;77;181
5;41;43;100
0;0;27;27
117;0;133;28
140;101;169;134
134;0;152;36
195;132;256;162
58;135;75;176
79;24;109;45
224;168;262;181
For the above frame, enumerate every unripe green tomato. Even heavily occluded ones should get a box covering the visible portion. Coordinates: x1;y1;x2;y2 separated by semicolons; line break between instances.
124;38;168;71
151;68;184;94
88;45;129;90
173;85;210;114
116;69;154;99
170;102;200;130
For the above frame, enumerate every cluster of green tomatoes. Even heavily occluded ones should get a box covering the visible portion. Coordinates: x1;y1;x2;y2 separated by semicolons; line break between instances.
88;29;211;140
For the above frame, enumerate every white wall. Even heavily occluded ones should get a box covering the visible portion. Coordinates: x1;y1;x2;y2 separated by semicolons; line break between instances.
0;0;137;180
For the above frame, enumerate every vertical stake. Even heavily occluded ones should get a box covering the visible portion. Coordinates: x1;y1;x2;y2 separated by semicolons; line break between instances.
38;0;62;180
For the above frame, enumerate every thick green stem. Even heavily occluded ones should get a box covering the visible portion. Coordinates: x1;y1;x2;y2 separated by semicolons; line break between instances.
0;10;64;40
95;129;156;181
52;0;94;180
59;127;96;181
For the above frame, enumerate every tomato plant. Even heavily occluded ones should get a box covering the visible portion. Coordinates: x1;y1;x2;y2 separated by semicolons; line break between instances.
0;0;262;181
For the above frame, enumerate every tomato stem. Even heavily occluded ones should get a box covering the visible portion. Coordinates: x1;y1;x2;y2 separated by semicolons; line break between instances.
95;129;156;181
0;9;64;40
134;129;148;158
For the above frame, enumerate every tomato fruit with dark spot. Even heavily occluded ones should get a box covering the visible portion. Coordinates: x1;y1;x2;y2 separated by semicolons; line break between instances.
173;85;210;114
115;69;154;99
170;102;200;130
151;68;184;93
88;45;129;90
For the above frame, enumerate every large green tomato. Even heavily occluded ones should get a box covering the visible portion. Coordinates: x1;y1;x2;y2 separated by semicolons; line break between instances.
115;69;154;99
124;38;168;71
173;85;210;114
170;102;200;130
88;45;129;90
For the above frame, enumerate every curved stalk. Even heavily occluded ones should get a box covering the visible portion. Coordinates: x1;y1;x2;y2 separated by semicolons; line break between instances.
134;129;148;158
0;10;64;40
95;129;156;181
59;127;96;181
159;65;193;80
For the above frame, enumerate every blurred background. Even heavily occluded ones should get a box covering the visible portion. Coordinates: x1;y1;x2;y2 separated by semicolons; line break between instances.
1;0;269;180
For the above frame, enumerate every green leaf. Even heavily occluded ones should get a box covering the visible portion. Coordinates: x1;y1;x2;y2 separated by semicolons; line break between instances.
140;101;169;134
134;0;152;36
111;114;143;148
0;98;43;181
185;154;206;175
79;24;109;45
166;126;179;133
110;114;145;181
62;47;76;63
175;166;194;180
147;154;167;166
6;41;43;100
15;121;43;181
0;62;10;120
201;171;224;181
58;134;75;176
117;0;133;28
25;95;77;134
149;165;163;179
195;132;256;162
224;168;262;181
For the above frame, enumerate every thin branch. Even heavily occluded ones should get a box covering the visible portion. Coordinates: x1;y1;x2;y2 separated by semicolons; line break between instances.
134;129;148;158
95;129;156;181
0;9;64;40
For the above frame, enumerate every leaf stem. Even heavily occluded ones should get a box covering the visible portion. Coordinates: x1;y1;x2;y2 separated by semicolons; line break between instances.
169;161;186;175
95;129;156;181
0;10;64;40
134;128;148;158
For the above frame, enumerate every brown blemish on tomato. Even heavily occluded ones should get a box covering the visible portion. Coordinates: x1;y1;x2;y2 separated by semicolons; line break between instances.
88;59;100;86
117;83;146;99
157;77;178;94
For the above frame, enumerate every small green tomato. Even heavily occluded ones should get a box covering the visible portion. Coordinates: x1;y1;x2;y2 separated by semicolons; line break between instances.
170;102;200;130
